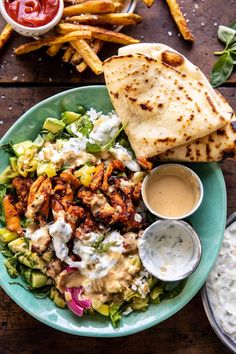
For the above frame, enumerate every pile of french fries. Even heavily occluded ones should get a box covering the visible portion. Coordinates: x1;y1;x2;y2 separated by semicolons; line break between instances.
0;0;194;75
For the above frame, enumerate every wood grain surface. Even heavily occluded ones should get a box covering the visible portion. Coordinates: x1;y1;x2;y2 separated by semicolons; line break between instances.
0;0;236;84
0;0;236;352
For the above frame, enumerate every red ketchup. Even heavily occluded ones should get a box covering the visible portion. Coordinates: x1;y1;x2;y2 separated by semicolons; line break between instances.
5;0;59;27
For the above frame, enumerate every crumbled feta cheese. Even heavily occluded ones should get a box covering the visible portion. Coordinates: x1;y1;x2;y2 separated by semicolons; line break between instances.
134;213;142;223
87;108;101;123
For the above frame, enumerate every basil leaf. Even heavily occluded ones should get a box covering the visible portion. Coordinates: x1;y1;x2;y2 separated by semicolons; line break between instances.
210;52;234;87
218;25;236;46
86;142;102;153
230;52;236;64
228;42;236;53
229;20;236;31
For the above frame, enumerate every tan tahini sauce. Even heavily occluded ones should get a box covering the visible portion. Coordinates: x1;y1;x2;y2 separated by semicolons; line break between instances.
146;166;200;217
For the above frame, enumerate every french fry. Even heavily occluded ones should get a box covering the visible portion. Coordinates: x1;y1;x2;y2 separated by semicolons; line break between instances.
165;0;194;41
76;39;103;72
70;50;82;65
62;45;75;62
57;23;140;45
142;0;155;7
65;13;142;26
15;30;92;55
63;0;116;17
0;24;13;50
46;43;63;57
70;39;103;75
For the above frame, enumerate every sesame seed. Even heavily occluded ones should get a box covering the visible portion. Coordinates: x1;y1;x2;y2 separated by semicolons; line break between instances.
168;31;172;36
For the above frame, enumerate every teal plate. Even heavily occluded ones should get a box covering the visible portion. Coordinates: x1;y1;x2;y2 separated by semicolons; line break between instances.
0;86;226;337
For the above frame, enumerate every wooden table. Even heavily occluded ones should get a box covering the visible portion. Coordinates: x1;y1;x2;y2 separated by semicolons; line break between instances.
0;1;236;353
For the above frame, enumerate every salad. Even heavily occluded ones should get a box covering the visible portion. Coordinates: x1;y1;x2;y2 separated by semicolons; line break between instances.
0;105;186;326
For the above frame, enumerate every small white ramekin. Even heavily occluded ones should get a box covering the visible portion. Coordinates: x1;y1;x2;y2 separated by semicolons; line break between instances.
0;0;64;37
142;164;204;220
138;219;202;281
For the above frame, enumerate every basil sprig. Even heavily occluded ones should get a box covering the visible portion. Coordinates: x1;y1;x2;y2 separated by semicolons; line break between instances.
210;21;236;87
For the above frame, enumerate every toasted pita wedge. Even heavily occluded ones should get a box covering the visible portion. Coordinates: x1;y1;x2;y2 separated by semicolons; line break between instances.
118;43;235;162
103;52;230;158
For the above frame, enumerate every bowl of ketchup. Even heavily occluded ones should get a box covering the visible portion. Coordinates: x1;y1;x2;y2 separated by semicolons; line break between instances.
0;0;64;37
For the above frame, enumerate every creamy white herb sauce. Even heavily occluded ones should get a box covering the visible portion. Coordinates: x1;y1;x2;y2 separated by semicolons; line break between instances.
139;224;195;280
89;113;121;145
207;221;236;342
49;213;72;262
73;230;124;279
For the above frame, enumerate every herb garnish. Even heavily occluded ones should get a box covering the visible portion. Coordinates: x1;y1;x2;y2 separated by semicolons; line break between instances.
86;123;127;154
0;142;15;156
211;21;236;87
92;235;117;253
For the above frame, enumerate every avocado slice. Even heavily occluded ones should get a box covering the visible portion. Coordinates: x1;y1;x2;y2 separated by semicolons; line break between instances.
0;228;19;243
31;271;48;288
12;140;33;157
43;118;66;134
8;237;28;253
61;111;82;125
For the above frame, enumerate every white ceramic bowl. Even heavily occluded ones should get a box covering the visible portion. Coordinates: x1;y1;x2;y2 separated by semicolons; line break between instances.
142;164;204;220
0;0;64;37
138;219;202;282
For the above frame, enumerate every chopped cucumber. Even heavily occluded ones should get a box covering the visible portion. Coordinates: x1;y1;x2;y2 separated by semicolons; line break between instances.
0;166;18;184
61;111;82;125
0;228;18;243
9;157;18;172
31;271;48;288
8;237;28;253
96;304;110;316
12;140;33;157
23;267;33;284
150;286;164;303
37;162;57;178
4;258;19;278
43;118;65;134
18;251;45;270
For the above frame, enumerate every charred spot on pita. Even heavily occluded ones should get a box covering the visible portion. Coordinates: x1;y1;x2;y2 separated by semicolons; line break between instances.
161;50;184;68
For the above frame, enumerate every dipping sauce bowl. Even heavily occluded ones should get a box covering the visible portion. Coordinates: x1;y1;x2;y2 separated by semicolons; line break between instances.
142;164;204;220
138;219;202;282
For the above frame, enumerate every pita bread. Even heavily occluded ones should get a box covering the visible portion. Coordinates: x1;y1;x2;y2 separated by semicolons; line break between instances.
103;52;230;158
119;43;236;162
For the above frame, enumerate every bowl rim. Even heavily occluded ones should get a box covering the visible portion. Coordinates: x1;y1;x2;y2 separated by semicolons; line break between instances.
0;0;64;33
0;86;227;337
